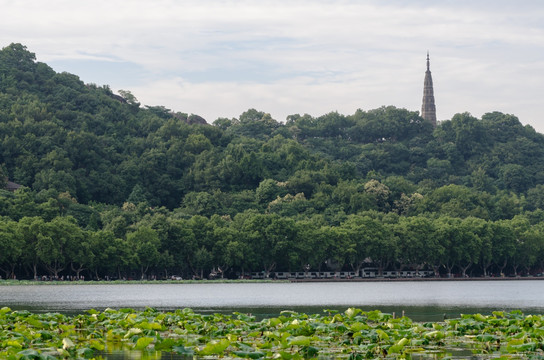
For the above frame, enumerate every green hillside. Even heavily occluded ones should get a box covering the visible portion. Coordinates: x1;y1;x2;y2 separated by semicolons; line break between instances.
1;43;544;280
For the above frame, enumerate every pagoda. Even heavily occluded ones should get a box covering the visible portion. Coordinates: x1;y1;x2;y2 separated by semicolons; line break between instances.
421;52;437;127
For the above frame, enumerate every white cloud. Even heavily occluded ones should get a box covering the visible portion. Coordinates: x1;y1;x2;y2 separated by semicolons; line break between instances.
1;0;544;130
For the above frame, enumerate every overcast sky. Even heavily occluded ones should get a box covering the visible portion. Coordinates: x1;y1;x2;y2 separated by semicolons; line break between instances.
2;0;544;131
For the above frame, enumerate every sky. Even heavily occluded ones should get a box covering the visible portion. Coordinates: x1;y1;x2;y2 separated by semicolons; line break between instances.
2;0;544;131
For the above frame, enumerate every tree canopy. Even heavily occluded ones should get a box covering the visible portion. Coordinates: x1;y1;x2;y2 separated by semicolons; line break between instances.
2;43;544;280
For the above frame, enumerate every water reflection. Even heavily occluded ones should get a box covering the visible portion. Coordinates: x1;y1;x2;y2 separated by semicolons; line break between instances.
1;280;543;318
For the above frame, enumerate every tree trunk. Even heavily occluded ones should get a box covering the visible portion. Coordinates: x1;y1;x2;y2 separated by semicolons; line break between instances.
351;261;365;277
497;259;508;277
481;261;492;277
264;262;276;278
45;260;64;278
432;264;441;278
377;260;389;277
444;261;454;278
460;262;472;277
141;265;150;280
71;263;85;279
0;266;11;279
28;263;38;280
512;264;519;277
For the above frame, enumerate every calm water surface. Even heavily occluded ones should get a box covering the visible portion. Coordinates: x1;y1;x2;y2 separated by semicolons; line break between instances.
1;280;543;320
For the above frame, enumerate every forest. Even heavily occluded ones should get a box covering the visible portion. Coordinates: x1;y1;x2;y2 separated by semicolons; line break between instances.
2;43;544;280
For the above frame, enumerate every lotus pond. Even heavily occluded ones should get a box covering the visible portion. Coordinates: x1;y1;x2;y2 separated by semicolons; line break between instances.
2;306;544;359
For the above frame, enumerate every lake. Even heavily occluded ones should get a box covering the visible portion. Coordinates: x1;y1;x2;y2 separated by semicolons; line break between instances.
1;280;543;321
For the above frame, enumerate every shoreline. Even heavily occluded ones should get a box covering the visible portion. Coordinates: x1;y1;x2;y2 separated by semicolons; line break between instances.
0;276;543;285
289;276;544;282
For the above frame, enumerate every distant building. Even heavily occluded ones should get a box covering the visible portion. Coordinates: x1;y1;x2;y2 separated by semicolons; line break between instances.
5;180;21;192
421;52;437;127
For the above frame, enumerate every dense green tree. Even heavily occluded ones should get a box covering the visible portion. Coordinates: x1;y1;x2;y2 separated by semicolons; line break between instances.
489;220;517;276
16;217;44;279
394;216;438;272
0;219;22;278
454;218;482;277
36;216;83;277
255;179;287;205
127;226;161;279
507;216;544;276
344;215;391;274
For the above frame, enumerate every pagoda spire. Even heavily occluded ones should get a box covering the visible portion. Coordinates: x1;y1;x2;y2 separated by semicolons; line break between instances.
421;52;436;127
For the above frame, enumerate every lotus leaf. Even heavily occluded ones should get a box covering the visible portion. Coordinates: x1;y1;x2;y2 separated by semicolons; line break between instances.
134;336;154;350
3;308;544;358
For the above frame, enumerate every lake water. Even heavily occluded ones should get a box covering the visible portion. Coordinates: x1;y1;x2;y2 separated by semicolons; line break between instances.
1;280;544;321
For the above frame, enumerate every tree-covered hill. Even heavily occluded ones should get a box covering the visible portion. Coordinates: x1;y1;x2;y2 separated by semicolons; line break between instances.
1;43;544;280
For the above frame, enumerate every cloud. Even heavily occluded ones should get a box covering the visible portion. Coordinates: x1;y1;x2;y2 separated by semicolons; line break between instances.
2;0;544;130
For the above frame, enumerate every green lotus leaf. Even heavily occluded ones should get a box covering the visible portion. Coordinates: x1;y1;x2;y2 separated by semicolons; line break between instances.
6;339;23;349
154;338;176;351
0;307;11;315
124;327;143;338
507;342;537;353
476;334;497;342
288;335;310;346
38;330;54;340
275;350;302;359
76;347;95;358
17;349;42;359
89;339;105;351
301;345;319;357
234;312;256;322
26;318;44;329
198;338;230;355
232;350;266;358
136;321;162;330
364;310;379;320
173;345;195;355
280;310;299;316
506;338;526;353
492;311;505;318
268;317;282;327
134;336;154;350
423;330;445;341
376;329;389;341
56;348;70;357
345;308;362;319
388;337;409;353
349;322;369;332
